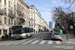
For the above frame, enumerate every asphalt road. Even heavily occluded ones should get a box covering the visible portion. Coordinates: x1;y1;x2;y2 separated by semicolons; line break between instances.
0;32;75;50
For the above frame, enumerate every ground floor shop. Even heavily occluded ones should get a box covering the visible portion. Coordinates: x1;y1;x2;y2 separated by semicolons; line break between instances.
0;25;10;38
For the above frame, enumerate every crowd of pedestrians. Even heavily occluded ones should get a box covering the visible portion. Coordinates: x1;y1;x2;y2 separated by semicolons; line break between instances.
1;31;11;39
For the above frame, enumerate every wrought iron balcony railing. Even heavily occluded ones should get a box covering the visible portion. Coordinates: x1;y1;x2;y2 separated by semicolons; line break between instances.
8;12;15;18
0;9;4;15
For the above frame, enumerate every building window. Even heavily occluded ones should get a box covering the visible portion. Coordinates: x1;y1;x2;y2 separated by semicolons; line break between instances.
0;0;1;2
11;19;13;25
4;8;6;15
4;17;6;24
20;12;21;14
4;0;6;5
14;20;16;25
3;30;7;34
31;14;33;16
14;5;16;10
8;19;10;25
9;1;10;7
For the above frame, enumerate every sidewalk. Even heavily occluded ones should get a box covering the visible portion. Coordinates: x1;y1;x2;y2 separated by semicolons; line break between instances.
62;34;75;43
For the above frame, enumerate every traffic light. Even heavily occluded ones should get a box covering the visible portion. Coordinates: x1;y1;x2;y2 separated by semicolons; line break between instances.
19;22;21;25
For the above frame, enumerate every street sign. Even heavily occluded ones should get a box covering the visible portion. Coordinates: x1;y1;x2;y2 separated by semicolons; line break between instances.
64;23;67;27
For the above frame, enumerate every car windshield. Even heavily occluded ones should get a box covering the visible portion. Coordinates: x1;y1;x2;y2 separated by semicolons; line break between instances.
54;33;60;35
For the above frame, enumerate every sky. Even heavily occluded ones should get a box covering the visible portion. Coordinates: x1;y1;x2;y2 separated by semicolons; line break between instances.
26;0;75;28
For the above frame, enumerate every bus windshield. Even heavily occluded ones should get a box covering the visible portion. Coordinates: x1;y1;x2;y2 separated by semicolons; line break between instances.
12;26;33;34
12;29;21;34
12;26;22;34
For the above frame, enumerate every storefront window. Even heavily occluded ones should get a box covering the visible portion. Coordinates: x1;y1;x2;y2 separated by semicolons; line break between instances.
3;30;7;34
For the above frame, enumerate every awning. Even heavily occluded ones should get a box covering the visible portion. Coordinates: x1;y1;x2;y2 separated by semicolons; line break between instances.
19;18;25;23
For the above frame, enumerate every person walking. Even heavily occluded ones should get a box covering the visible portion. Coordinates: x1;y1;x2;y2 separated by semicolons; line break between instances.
4;32;8;39
9;32;12;38
58;28;63;35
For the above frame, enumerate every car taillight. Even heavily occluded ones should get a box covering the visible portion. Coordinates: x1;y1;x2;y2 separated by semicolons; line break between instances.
59;35;61;37
18;34;21;36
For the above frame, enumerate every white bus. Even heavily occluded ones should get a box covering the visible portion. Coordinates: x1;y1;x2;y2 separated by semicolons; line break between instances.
11;26;34;39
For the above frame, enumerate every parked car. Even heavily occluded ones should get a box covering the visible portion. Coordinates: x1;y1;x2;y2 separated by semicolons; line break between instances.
51;32;62;40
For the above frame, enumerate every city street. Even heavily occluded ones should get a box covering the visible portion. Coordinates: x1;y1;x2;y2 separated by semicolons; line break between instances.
0;32;75;50
0;0;75;50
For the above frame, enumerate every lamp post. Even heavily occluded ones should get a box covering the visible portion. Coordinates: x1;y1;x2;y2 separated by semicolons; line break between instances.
64;23;68;41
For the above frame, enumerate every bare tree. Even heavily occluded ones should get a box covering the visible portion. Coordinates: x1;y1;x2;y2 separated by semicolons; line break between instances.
52;6;73;29
62;0;75;8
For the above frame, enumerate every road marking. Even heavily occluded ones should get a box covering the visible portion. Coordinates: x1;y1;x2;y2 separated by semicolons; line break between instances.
25;38;28;40
22;35;43;44
0;41;13;46
13;41;25;45
31;40;39;44
0;41;7;45
23;40;33;44
56;41;61;44
4;41;19;46
48;41;52;44
39;41;46;44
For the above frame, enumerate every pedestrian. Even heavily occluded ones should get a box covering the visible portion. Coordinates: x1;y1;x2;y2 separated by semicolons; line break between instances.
58;28;63;35
4;33;8;39
1;36;4;39
9;32;11;38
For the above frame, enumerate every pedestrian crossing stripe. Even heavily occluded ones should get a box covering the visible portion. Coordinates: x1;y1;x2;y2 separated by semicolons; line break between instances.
0;40;65;46
23;40;33;44
13;41;26;45
48;41;52;44
39;41;46;44
4;41;19;46
31;40;39;44
56;41;61;44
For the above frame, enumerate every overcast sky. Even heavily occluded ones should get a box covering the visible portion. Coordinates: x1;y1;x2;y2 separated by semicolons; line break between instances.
26;0;75;27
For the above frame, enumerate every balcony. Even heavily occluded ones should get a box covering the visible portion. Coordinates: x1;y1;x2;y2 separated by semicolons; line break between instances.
0;9;4;15
8;12;15;18
17;12;24;17
19;18;25;23
20;13;24;16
